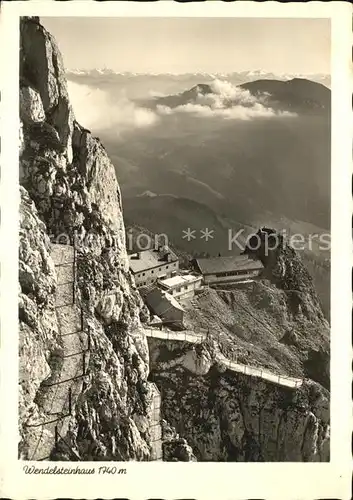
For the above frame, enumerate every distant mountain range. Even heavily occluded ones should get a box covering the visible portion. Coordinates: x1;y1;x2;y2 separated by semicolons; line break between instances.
66;68;330;83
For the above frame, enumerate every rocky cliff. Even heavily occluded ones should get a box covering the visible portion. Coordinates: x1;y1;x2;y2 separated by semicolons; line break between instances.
18;16;190;461
149;339;329;461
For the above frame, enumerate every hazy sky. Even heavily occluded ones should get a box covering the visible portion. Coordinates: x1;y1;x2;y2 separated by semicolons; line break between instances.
42;17;330;74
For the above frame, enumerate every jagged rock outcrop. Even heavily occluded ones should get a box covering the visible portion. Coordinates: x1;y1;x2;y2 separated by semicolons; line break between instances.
244;228;326;322
242;228;330;388
18;16;195;462
161;420;197;462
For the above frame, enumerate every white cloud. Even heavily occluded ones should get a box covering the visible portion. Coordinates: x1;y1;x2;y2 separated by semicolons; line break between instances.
156;78;296;120
67;80;159;133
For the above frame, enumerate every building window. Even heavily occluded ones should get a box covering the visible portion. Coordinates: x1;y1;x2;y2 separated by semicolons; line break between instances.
166;266;169;269
151;270;154;274
142;273;145;276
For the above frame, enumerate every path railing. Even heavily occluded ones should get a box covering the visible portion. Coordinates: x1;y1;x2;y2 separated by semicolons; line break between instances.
144;327;207;344
214;350;303;388
149;382;163;461
23;243;90;461
145;326;303;389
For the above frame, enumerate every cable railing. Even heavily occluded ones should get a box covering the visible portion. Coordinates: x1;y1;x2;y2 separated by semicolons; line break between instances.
35;354;84;461
46;353;86;461
23;243;90;461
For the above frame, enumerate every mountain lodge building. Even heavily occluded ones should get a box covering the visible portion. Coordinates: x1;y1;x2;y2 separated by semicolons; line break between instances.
192;254;264;286
129;246;179;287
158;273;203;300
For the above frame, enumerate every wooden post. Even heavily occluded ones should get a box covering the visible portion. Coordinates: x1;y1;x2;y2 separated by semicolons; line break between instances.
68;387;72;415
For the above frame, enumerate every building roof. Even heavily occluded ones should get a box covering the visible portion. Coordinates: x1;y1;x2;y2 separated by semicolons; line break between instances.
128;246;178;274
138;282;156;300
145;288;184;316
195;255;264;275
159;273;202;290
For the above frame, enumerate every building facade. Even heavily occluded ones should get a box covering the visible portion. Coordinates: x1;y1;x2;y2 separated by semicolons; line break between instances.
158;274;203;300
129;246;179;287
193;255;264;286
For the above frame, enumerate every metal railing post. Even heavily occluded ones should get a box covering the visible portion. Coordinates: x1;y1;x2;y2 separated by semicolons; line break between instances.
55;425;59;448
73;247;76;304
68;387;72;415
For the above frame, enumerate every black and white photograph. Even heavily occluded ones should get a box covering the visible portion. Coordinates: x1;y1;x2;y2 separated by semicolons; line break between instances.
0;1;351;499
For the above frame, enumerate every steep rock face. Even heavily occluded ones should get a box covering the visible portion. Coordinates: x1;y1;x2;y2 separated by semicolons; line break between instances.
18;17;170;461
19;186;60;446
149;339;329;462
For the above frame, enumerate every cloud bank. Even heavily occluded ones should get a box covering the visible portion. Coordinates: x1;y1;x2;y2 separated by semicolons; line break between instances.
67;78;295;134
67;81;158;133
